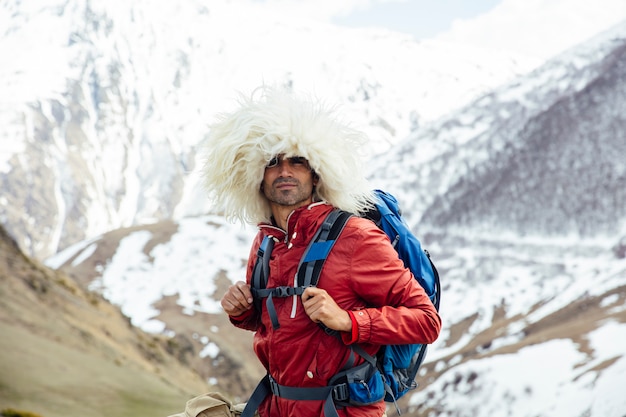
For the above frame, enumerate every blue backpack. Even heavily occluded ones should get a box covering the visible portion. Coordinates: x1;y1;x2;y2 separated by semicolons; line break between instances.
243;189;441;417
362;190;441;404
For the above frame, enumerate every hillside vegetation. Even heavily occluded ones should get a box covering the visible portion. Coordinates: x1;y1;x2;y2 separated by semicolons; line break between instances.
0;225;210;417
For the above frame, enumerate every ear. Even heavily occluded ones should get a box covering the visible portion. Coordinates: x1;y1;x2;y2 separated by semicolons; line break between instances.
312;171;319;185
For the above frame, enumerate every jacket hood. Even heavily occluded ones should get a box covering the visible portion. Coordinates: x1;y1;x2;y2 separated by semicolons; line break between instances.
201;87;375;225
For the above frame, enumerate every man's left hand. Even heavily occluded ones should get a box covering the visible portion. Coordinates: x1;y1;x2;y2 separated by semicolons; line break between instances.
302;287;352;332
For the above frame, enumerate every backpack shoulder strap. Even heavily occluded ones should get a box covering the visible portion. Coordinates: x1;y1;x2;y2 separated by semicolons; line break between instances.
297;209;352;287
251;235;275;311
425;249;441;310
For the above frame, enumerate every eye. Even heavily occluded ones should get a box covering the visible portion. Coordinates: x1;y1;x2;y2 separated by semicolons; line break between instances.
266;156;279;168
288;156;306;166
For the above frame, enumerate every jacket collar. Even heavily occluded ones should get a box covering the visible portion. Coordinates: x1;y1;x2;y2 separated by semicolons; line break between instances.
258;201;333;246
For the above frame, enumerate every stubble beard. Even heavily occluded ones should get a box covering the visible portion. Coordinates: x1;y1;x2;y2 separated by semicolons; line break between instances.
265;178;312;207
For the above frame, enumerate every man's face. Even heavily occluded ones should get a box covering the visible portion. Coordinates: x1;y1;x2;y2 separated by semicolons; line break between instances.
261;155;317;209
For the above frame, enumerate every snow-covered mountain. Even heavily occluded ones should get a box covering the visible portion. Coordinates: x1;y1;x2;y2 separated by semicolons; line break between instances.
0;0;533;260
44;19;626;417
370;22;626;239
2;0;626;416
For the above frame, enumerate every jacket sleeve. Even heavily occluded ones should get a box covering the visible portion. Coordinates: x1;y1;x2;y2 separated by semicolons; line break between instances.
344;220;441;346
227;233;264;331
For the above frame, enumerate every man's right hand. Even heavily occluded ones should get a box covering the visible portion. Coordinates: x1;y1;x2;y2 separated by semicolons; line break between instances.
221;281;254;316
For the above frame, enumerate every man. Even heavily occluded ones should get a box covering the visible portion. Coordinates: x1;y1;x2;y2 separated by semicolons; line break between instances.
203;87;441;417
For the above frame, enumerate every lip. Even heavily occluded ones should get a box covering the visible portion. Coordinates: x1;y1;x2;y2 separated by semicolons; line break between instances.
275;180;298;189
276;183;297;189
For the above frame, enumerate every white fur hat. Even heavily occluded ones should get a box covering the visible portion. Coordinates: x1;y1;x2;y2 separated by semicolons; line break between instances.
201;86;375;225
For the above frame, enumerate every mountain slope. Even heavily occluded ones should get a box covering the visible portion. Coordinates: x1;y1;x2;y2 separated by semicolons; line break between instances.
369;22;626;239
0;224;211;417
424;32;626;237
406;231;626;417
45;215;265;401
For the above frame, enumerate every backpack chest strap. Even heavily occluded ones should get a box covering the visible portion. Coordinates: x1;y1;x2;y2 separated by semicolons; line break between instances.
251;209;352;330
251;286;308;329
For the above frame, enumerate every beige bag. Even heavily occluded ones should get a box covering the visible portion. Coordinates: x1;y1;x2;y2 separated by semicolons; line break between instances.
167;392;256;417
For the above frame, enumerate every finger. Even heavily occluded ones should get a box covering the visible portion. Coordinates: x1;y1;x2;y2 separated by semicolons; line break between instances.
302;286;320;303
220;297;240;315
221;282;252;314
303;303;320;323
237;282;254;304
232;282;253;305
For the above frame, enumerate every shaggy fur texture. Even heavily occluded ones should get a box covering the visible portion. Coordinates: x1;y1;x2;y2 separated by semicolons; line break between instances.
201;87;376;226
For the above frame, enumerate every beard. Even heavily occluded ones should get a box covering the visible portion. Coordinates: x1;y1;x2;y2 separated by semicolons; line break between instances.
263;177;313;208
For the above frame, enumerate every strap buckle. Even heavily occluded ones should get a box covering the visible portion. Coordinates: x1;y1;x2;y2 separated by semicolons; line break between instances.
271;286;307;298
272;286;294;297
332;383;349;402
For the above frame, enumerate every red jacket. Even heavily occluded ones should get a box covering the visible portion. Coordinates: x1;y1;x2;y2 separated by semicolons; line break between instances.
231;202;441;417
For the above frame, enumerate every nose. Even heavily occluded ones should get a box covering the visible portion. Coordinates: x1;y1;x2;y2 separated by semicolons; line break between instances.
276;159;294;176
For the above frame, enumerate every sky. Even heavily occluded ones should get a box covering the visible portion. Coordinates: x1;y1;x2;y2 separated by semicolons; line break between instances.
331;0;502;39
256;0;626;61
254;0;502;38
254;0;503;39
